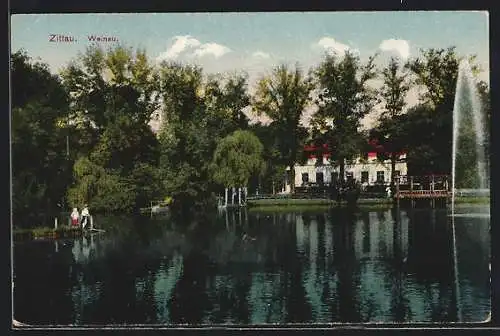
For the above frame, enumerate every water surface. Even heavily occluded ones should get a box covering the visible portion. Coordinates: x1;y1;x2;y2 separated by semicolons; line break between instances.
13;206;490;325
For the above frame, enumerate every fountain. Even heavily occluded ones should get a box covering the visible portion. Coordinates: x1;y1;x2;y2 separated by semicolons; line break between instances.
450;59;490;322
451;59;490;213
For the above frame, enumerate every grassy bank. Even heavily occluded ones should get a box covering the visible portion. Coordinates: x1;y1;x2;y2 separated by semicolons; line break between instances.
246;195;489;213
13;225;85;240
247;198;334;206
247;197;394;213
247;197;393;206
454;196;490;204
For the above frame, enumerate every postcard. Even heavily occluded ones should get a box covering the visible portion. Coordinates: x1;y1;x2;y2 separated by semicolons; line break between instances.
10;11;490;327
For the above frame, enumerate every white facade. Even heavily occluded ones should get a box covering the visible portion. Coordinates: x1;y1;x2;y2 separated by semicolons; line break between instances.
286;154;407;190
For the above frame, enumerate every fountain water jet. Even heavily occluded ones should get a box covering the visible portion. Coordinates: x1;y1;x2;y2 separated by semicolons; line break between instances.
451;59;489;214
450;59;490;322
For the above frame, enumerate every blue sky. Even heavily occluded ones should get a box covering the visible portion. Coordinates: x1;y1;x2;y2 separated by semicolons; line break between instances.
10;11;489;127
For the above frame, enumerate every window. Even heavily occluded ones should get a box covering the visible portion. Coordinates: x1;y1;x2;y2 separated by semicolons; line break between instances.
346;171;354;181
302;173;309;185
316;172;324;185
361;171;369;183
376;171;385;183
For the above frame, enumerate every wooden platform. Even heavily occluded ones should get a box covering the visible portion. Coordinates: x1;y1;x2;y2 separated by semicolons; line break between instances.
396;190;452;199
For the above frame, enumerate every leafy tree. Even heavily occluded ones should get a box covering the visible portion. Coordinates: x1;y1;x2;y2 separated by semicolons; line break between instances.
477;80;490;185
67;157;137;213
249;122;287;194
252;63;314;193
204;72;251;140
399;104;441;176
61;45;161;212
373;57;410;190
210;130;265;189
313;51;378;184
11;50;71;226
157;62;213;210
404;46;481;176
61;45;160;160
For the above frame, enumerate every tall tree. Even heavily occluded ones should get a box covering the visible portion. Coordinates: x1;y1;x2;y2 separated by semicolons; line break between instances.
61;45;160;163
157;62;213;210
61;45;162;211
204;72;250;135
404;46;481;175
374;57;410;190
11;50;71;225
249;122;288;195
314;51;378;184
252;63;314;193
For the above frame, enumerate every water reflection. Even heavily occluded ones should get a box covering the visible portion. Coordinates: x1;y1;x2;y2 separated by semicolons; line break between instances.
13;207;490;325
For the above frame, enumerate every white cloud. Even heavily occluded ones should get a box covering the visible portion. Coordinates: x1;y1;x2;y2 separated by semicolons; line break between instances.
156;35;231;62
193;43;231;59
157;35;201;61
252;51;271;59
316;37;359;56
379;39;410;60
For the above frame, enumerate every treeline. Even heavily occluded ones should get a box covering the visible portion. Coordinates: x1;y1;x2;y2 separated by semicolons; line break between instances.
11;45;490;225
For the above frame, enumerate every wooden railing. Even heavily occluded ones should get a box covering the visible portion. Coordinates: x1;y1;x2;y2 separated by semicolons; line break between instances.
397;190;451;199
395;175;452;200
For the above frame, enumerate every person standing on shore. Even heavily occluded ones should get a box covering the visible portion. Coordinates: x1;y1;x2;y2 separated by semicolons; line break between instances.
80;205;90;229
70;208;80;226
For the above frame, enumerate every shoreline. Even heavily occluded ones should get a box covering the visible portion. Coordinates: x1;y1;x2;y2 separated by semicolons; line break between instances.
13;225;92;240
12;196;489;239
246;196;489;212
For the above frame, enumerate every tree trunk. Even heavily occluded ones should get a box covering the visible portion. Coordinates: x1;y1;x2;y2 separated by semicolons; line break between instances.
339;157;345;186
390;154;397;191
289;164;295;194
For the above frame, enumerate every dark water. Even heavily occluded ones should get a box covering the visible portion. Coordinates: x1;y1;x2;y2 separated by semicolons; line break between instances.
13;206;490;325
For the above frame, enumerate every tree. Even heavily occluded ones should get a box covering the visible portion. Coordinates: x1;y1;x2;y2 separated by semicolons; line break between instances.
374;57;410;190
252;63;314;193
61;45;160;161
404;46;481;175
66;157;138;213
204;72;250;138
157;62;214;210
11;50;71;226
314;51;378;184
210;130;265;189
249;122;287;195
477;80;490;184
61;45;162;212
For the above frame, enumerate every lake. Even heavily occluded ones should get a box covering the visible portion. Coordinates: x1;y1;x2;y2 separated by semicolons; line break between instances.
12;205;490;325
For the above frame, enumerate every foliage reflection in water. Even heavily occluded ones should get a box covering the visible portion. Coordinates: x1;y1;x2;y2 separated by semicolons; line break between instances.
13;207;490;325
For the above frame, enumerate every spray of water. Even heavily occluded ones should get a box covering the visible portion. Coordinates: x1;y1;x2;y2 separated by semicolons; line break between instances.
452;59;489;213
450;59;489;322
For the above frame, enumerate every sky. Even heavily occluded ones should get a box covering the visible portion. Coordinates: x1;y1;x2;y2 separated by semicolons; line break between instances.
10;11;490;129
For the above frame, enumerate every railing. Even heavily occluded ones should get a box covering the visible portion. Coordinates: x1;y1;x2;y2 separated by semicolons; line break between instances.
397;190;451;199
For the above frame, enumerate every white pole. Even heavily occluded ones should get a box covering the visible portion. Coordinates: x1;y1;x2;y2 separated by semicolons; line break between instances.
238;187;242;206
54;217;58;230
225;188;228;207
